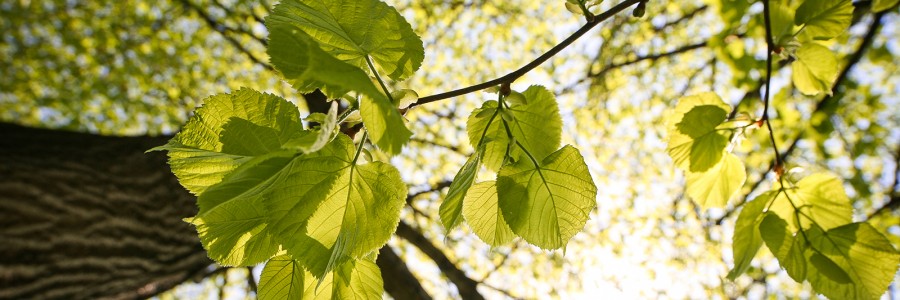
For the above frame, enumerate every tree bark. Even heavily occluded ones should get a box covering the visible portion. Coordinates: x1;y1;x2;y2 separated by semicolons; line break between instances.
0;123;210;299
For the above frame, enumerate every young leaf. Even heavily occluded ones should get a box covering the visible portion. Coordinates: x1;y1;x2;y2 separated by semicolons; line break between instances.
805;223;900;300
795;0;853;40
666;92;732;172
792;43;839;96
440;149;483;231
282;101;339;153
685;151;747;209
359;93;414;155
769;0;796;45
152;88;302;195
767;172;852;232
190;152;294;266
497;145;597;249
727;191;773;280
266;135;407;277
468;86;562;171
267;0;424;81
463;181;515;246
258;255;305;300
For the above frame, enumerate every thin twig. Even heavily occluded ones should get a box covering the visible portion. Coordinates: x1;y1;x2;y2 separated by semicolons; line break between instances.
412;0;642;108
760;0;783;175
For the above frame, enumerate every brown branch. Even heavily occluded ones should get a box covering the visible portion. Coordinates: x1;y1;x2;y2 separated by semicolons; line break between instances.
178;0;273;71
395;221;484;300
412;0;643;108
714;10;888;225
377;246;433;300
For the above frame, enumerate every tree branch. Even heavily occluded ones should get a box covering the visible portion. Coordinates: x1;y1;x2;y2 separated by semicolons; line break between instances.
412;0;642;108
377;246;433;300
395;221;485;300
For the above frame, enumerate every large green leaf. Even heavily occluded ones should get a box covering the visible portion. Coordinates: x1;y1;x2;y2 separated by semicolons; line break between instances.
440;149;483;230
468;86;562;171
768;172;852;232
258;255;305;300
795;0;853;40
792;43;839;96
267;19;412;154
463;181;515;246
266;135;406;277
151;88;302;195
189;152;294;266
805;223;900;300
497;145;597;249
666;92;732;172
727;192;773;280
685;152;746;209
267;0;424;81
302;258;384;299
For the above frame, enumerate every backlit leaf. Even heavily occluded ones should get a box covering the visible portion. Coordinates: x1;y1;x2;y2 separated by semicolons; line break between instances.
792;43;839;96
685;153;746;209
267;0;424;81
666;92;732;172
440;149;483;230
302;258;384;299
795;0;853;40
727;192;773;280
463;181;515;246
497;145;597;249
259;255;305;300
805;223;900;300
768;172;852;232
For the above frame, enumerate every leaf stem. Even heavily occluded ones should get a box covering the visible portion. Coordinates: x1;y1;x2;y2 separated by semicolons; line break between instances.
760;0;784;177
365;55;396;105
411;0;642;108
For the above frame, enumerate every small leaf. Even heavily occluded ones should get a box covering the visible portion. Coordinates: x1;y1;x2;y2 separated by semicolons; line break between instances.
440;149;483;230
360;93;413;155
769;0;796;44
302;258;384;299
685;153;746;209
283;101;339;153
506;91;527;106
258;255;305;300
792;43;839;96
391;89;419;109
727;192;772;280
759;212;808;281
468;86;562;171
267;0;424;81
795;0;853;40
497;145;597;249
666;92;732;172
463;181;515;246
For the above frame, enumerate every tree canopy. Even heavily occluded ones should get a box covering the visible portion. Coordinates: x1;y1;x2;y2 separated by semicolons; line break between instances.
2;0;900;299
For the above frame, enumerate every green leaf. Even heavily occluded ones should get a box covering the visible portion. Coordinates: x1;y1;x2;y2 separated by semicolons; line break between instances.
190;152;294;266
266;23;385;101
727;192;773;280
497;145;597;249
463;181;515;246
795;0;853;40
792;43;839;96
440;149;483;230
805;223;900;300
154;88;302;195
666;92;732;172
468;86;562;171
267;0;424;81
359;93;413;155
769;0;796;44
302;258;384;299
282;101;339;153
685;153;746;209
759;212;808;281
768;172;852;232
873;0;900;12
266;135;406;277
258;255;305;300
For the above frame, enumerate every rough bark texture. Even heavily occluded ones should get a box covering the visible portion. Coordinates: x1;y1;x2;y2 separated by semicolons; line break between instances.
0;122;211;300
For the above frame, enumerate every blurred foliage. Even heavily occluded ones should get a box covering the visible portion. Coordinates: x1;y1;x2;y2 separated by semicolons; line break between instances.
2;0;899;299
